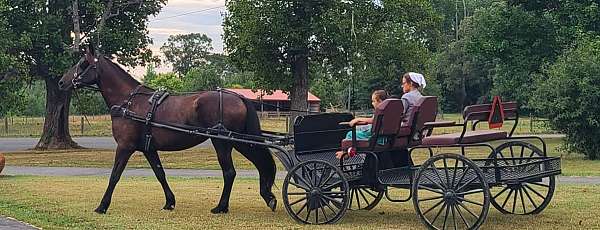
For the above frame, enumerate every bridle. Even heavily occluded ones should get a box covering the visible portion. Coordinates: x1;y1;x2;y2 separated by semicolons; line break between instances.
72;58;101;92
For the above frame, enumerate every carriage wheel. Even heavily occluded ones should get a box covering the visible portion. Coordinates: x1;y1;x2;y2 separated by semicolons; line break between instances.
282;160;350;224
489;141;556;215
348;186;384;211
413;153;490;230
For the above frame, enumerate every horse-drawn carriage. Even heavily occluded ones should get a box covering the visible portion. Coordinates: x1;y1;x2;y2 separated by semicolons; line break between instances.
60;50;560;229
112;89;560;229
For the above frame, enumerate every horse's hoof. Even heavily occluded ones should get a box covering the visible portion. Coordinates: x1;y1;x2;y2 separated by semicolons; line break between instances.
94;207;107;214
163;204;175;210
268;198;277;212
210;206;229;214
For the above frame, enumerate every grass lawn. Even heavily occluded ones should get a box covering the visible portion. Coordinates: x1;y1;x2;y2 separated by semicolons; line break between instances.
0;176;597;229
4;137;600;176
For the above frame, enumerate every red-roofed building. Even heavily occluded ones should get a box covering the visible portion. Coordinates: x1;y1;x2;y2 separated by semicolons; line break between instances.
226;88;321;113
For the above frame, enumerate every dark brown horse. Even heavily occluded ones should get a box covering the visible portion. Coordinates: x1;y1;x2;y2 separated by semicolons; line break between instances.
58;47;277;214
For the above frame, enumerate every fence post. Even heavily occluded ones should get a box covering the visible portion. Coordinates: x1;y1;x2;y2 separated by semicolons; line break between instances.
81;117;84;135
4;117;8;135
529;113;533;133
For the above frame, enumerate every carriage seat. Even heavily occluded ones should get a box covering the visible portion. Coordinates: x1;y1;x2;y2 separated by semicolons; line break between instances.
420;100;518;146
422;130;507;145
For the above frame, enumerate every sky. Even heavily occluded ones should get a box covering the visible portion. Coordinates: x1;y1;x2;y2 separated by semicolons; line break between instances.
129;0;227;77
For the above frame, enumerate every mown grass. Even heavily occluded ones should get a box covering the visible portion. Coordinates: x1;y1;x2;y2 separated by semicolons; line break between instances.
0;113;554;137
3;138;600;176
0;176;598;229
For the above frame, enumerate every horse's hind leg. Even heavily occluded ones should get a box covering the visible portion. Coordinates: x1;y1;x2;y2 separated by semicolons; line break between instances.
211;138;235;214
143;150;176;210
233;143;277;211
95;146;134;214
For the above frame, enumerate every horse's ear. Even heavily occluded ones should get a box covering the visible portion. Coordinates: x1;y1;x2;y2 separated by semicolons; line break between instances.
85;44;97;64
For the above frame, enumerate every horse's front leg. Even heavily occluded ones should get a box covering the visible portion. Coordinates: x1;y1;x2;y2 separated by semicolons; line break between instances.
143;150;176;210
95;146;134;214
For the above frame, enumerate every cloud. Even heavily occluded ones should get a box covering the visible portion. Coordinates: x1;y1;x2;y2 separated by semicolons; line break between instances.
147;27;187;36
165;0;225;8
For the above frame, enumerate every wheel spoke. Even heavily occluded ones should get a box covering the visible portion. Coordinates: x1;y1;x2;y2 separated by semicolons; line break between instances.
294;174;313;191
509;146;516;165
512;187;518;213
443;201;450;230
304;205;312;222
501;189;515;209
524;184;546;200
454;203;471;228
322;191;346;195
457;196;484;207
355;189;362;209
519;145;525;165
318;201;330;223
358;188;370;206
289;180;310;191
456;200;479;219
295;201;308;216
530;181;550;188
288;196;308;206
419;195;444;202
319;196;338;215
431;166;448;189
455;176;479;193
288;192;310;196
422;198;445;215
319;169;335;187
451;204;458;230
418;184;444;194
519;187;527;213
302;165;314;186
362;187;379;198
522;185;539;210
443;157;451;189
493;186;510;199
497;151;512;166
451;159;459;189
455;165;471;189
323;180;343;190
322;193;344;209
457;189;484;196
431;202;447;224
423;173;446;191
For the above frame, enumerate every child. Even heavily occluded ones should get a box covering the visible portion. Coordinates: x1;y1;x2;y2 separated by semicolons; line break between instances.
335;90;388;159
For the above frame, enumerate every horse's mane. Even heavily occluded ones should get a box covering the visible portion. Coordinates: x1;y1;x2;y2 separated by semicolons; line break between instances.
101;56;142;86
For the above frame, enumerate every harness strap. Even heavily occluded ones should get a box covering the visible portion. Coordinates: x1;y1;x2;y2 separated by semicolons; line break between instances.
143;89;168;152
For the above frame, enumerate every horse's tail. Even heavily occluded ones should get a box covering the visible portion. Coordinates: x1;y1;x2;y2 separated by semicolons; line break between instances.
242;98;262;136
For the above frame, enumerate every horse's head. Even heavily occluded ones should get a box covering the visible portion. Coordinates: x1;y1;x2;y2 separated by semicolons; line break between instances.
59;45;100;91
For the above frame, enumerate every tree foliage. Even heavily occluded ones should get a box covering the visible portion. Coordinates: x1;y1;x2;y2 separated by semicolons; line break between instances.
1;0;165;149
160;33;213;75
532;37;600;159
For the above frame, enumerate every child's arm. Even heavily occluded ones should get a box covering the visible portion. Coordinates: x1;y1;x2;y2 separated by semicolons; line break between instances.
349;117;373;127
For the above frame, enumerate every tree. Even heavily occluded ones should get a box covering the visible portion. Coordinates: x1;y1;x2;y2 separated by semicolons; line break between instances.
224;1;442;126
160;33;213;75
0;0;26;117
182;66;222;92
145;72;183;92
3;0;165;149
532;37;600;159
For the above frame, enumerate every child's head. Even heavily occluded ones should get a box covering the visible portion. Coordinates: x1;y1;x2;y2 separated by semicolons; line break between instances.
371;90;388;109
402;72;426;93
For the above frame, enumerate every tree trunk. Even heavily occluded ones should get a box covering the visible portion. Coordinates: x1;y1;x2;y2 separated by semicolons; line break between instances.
288;54;309;133
35;77;81;150
71;0;81;52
